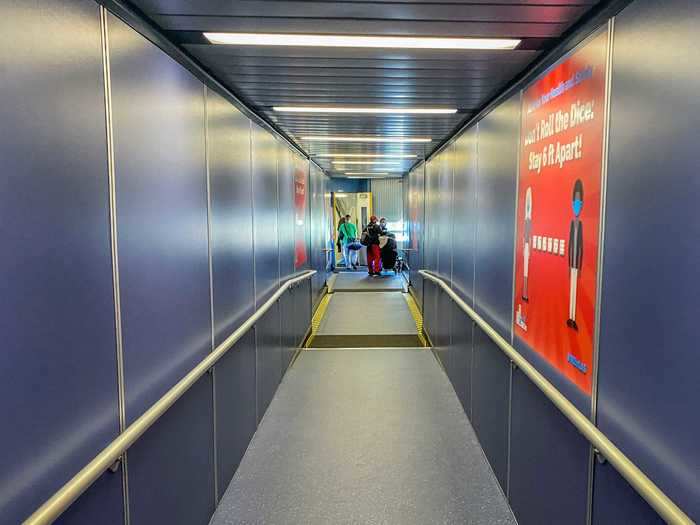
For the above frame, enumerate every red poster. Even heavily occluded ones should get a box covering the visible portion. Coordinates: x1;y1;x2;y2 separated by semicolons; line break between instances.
294;163;308;269
513;31;608;394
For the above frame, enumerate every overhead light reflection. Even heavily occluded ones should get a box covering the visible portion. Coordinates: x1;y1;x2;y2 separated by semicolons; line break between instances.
333;161;401;165
316;154;417;159
301;136;431;143
274;106;457;114
204;33;520;50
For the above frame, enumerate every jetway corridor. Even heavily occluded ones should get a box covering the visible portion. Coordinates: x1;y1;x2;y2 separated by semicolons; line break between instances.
210;273;516;525
5;1;699;524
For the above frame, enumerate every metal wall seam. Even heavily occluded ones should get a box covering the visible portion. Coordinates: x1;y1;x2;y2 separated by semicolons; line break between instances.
275;141;283;403
203;85;219;504
590;16;616;432
449;142;455;289
447;141;456;347
99;6;130;524
420;160;427;314
469;125;479;424
472;125;479;312
276;141;281;289
586;16;616;525
249;120;259;425
506;90;524;500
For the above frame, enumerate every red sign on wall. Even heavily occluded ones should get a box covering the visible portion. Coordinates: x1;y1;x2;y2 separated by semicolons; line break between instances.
294;164;308;269
513;31;609;394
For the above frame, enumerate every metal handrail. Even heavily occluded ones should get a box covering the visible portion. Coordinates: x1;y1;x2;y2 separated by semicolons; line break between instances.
24;270;316;525
419;270;693;525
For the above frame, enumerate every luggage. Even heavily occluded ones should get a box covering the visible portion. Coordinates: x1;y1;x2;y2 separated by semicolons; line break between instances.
380;235;398;273
360;230;369;246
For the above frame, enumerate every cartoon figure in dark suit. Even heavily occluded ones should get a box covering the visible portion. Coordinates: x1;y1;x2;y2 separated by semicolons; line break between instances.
522;187;533;302
567;179;584;331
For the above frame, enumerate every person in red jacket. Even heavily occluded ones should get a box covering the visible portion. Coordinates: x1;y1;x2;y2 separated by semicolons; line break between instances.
364;215;383;276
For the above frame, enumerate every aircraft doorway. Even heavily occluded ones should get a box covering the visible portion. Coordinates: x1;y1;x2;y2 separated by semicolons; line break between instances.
332;191;372;268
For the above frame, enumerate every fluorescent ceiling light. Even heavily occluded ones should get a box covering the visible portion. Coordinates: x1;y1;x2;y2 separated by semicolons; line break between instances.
333;160;401;166
345;172;392;176
316;154;417;159
302;136;431;143
274;106;457;114
204;33;520;50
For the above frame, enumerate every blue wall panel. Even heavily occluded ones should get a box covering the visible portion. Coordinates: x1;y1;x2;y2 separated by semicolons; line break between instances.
471;327;510;489
278;145;298;370
278;145;296;282
446;130;477;408
309;163;330;305
407;163;425;304
0;2;123;522
127;377;214;524
255;304;281;421
214;330;256;500
451;129;478;305
58;467;124;525
436;146;455;361
204;88;256;499
251;125;281;420
592;463;661;525
107;14;214;524
207;89;254;345
308;164;321;302
509;371;590;525
448;305;473;416
422;159;440;341
279;289;296;371
473;97;519;339
108;12;211;423
437;146;454;286
295;279;312;346
593;0;700;520
468;97;519;494
251;126;280;303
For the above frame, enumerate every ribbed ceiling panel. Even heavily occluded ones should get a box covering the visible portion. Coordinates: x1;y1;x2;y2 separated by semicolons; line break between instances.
127;0;601;176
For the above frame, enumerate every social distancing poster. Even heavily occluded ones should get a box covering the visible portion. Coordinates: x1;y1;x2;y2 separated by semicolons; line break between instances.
513;30;609;394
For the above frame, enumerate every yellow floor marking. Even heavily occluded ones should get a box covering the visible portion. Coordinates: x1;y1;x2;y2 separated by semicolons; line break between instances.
403;293;429;347
304;292;333;348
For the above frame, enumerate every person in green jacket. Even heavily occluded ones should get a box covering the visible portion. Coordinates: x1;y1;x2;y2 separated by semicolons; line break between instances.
338;214;359;270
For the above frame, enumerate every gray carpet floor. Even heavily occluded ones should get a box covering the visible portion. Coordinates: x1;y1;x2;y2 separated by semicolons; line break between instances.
318;292;417;336
211;349;516;525
330;271;406;292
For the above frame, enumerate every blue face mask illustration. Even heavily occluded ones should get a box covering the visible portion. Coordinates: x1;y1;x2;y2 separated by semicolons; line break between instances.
573;198;583;217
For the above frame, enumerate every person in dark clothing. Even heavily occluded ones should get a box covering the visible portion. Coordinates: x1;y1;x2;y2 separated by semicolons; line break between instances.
379;217;388;235
380;232;398;272
567;179;584;331
364;215;383;276
336;216;345;261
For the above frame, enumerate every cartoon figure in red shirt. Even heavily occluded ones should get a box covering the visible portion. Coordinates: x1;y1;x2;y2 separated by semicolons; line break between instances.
567;179;584;331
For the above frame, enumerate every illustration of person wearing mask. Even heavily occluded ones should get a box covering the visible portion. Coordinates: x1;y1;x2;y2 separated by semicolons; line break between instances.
522;187;533;302
567;179;584;331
